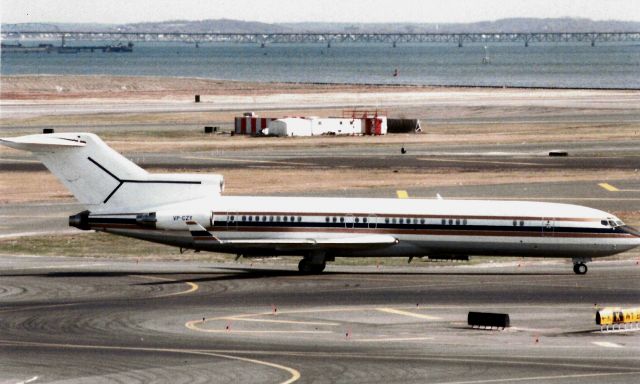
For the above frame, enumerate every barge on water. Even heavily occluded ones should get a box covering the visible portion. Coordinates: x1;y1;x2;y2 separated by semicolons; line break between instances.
1;42;133;54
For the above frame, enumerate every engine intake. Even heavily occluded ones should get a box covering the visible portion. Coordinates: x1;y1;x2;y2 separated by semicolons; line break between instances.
69;210;91;230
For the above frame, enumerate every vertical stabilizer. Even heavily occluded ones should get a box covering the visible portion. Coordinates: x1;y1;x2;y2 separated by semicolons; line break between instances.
1;132;147;210
1;132;225;213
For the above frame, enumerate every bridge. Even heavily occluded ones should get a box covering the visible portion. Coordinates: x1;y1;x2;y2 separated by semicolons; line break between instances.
3;31;640;47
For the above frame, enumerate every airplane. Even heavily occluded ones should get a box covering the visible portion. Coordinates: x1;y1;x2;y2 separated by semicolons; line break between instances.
2;132;639;274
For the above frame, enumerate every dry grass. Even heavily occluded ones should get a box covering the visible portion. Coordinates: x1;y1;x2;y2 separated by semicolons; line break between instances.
2;168;638;204
0;74;438;101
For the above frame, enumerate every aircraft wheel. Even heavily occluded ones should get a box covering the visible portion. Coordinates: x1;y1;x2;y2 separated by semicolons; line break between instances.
311;262;326;274
298;259;325;274
573;263;587;275
298;259;313;273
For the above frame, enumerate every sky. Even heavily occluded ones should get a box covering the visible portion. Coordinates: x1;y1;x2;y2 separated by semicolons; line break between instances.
2;0;640;24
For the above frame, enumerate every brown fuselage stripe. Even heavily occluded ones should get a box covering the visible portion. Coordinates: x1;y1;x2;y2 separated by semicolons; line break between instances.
94;224;634;239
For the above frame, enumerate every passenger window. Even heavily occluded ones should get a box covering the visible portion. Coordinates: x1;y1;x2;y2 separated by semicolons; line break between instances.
355;217;360;223
456;219;460;225
291;216;295;222
449;219;453;225
399;218;404;224
242;216;246;221
270;216;274;221
420;219;425;224
441;219;445;225
340;217;345;223
363;218;368;223
520;220;524;226
333;217;337;223
385;218;389;224
392;218;397;224
283;216;288;222
262;216;267;221
513;220;517;226
463;219;467;225
248;216;252;222
326;217;330;222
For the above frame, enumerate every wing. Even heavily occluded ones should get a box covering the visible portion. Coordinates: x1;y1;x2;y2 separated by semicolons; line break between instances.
185;221;398;251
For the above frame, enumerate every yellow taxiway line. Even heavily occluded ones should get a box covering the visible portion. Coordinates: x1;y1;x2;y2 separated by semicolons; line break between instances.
598;183;620;192
220;317;340;326
396;190;409;199
135;275;199;297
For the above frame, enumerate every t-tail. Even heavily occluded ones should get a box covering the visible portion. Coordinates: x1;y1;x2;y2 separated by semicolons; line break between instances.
0;132;224;213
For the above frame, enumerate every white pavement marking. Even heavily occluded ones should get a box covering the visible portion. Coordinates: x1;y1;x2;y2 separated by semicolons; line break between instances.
418;158;545;166
433;371;639;384
183;155;310;166
0;340;300;384
353;336;433;342
15;376;39;384
376;307;441;320
592;341;623;348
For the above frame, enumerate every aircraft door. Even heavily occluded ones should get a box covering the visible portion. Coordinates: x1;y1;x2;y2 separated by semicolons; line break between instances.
367;214;378;229
226;212;237;231
542;217;555;236
345;215;355;229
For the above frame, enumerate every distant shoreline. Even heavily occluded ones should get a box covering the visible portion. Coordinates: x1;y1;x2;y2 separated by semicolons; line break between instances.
2;74;638;102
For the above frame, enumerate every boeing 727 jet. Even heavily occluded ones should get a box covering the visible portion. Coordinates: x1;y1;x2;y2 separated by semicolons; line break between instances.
2;132;639;274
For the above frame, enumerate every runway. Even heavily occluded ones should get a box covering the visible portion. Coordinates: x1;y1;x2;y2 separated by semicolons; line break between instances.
1;256;639;383
2;94;639;382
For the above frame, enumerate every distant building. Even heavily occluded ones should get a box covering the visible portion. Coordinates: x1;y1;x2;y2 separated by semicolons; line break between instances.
234;111;387;136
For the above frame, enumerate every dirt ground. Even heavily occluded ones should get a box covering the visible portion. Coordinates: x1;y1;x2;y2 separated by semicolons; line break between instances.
2;74;639;203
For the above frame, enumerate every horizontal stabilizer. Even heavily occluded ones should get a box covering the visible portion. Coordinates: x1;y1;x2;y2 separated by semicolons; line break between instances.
0;134;86;150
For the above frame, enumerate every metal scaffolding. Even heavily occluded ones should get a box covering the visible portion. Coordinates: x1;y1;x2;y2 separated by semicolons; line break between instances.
3;31;640;47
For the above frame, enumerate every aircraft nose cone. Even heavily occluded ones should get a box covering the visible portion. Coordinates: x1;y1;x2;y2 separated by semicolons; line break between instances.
622;226;640;245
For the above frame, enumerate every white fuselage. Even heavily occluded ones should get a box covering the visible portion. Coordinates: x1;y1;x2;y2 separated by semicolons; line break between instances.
90;196;640;259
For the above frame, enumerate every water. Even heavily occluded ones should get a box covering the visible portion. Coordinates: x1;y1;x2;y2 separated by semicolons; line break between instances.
2;41;639;88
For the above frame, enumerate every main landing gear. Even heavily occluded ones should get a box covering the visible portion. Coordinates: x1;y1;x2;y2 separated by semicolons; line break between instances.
298;259;326;274
298;252;327;274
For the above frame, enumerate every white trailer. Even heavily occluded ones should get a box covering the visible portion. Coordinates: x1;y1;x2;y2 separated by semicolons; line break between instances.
263;116;384;137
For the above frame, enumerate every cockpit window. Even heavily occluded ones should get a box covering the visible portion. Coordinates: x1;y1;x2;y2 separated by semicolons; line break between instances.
616;220;624;226
601;220;608;226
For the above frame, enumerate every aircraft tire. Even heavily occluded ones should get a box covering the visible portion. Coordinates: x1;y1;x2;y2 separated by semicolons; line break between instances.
298;259;313;273
311;262;326;274
573;263;587;275
298;259;326;274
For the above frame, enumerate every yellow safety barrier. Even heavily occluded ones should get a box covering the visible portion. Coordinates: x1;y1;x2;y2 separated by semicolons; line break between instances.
596;307;640;331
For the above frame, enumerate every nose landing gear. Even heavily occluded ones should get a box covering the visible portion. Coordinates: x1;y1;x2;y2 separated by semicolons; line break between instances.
572;257;591;275
573;262;588;275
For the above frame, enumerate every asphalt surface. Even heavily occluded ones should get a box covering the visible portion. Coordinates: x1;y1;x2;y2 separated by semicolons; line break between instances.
1;256;639;383
1;108;639;382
